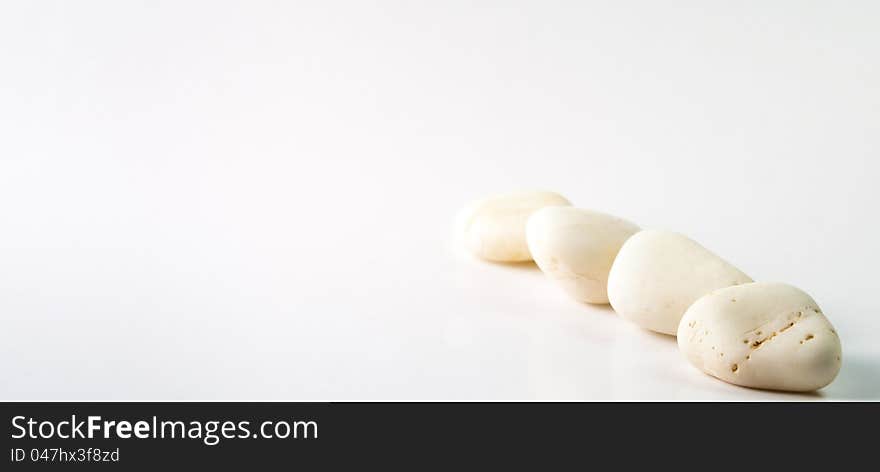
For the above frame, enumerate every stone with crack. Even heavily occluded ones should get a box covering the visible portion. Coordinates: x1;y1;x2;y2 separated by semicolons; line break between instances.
677;282;842;392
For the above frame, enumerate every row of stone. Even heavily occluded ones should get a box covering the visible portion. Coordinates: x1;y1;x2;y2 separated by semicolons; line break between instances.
457;191;841;392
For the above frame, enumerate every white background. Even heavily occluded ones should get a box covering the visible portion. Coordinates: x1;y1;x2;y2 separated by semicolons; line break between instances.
1;1;878;400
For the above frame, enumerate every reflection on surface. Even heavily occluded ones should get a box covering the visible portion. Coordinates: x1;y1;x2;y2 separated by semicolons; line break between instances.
822;354;880;400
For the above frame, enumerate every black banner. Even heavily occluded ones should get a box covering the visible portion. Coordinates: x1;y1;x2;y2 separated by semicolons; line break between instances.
1;402;874;469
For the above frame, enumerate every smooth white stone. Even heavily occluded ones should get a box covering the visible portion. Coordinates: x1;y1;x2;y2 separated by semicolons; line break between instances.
526;207;639;304
678;282;842;392
607;230;752;335
458;191;571;262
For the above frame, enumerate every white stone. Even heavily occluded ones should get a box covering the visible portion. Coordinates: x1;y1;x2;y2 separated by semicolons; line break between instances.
526;207;639;304
458;191;571;262
677;282;842;392
607;230;752;335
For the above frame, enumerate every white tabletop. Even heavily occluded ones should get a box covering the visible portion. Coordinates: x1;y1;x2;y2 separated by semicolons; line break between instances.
1;1;878;400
